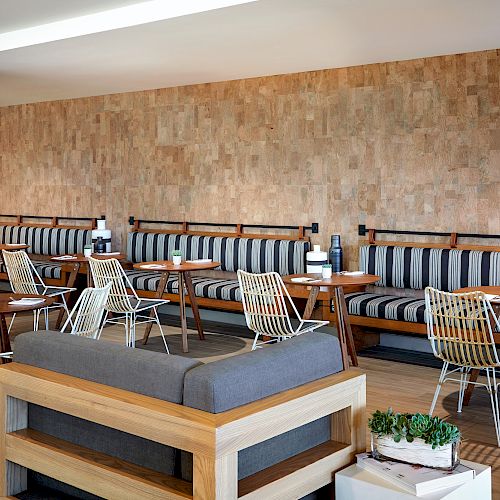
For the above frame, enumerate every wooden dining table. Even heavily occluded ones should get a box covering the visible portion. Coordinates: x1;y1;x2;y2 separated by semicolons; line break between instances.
0;244;29;251
133;260;220;353
283;272;380;369
453;286;500;406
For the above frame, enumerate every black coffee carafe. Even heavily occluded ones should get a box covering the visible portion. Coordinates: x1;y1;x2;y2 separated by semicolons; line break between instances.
328;235;343;272
95;236;106;254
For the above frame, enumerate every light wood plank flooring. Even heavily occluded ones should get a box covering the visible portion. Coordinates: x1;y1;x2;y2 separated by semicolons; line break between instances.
6;311;500;496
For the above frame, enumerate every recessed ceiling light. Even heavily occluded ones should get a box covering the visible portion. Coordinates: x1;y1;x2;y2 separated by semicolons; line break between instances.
0;0;257;52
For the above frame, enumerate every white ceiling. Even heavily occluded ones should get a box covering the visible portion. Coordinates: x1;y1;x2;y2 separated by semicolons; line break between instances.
1;0;499;107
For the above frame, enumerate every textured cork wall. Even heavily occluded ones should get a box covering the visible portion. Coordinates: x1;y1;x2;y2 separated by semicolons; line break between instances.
0;49;499;267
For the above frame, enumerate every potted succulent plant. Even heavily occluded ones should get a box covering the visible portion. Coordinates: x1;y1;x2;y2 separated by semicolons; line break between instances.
369;408;461;469
322;263;332;279
84;244;92;258
172;250;182;266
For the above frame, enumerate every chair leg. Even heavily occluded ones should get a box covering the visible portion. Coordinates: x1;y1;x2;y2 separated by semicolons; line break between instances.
7;313;16;335
430;362;448;415
485;369;500;446
43;307;49;330
60;296;72;328
124;313;130;347
130;312;136;348
97;311;109;340
153;307;169;354
33;310;40;331
458;368;467;413
251;332;260;351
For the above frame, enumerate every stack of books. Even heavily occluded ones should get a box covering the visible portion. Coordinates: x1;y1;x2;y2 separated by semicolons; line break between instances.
356;453;475;496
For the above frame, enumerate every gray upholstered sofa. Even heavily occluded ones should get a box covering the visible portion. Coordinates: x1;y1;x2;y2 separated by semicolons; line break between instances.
3;330;365;499
125;230;310;310
0;224;92;285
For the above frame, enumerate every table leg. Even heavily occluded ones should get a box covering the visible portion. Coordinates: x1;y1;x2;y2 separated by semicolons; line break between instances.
178;273;189;353
463;369;479;406
333;287;354;370
0;313;12;364
336;286;358;367
302;286;320;320
55;262;80;329
142;271;170;345
183;271;205;341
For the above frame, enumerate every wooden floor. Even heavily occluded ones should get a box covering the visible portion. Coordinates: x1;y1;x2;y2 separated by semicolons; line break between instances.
6;311;500;496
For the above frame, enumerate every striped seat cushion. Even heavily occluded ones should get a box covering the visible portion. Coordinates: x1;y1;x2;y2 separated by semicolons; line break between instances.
127;232;309;275
0;260;62;280
0;225;92;256
337;292;427;324
125;270;241;302
360;245;500;292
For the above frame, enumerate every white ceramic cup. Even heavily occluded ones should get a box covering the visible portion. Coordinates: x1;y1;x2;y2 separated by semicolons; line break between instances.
84;247;92;258
322;266;332;279
173;255;182;265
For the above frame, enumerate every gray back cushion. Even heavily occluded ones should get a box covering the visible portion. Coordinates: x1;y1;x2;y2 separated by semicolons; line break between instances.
182;332;343;483
14;331;202;499
183;332;343;413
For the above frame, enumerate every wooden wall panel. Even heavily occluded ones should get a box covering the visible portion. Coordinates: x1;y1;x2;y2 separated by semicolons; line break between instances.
0;49;499;267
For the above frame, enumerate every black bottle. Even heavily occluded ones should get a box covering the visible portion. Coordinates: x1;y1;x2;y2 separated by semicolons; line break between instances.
328;235;343;272
95;236;106;254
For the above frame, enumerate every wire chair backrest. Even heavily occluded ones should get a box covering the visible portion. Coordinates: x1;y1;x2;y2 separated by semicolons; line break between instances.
237;270;301;337
1;249;42;294
88;257;138;313
425;286;500;368
61;283;112;338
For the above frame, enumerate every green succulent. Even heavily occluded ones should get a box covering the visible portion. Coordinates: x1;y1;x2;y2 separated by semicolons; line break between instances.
368;408;460;449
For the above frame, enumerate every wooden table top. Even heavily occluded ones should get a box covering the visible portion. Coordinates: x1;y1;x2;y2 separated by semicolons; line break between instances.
133;260;220;272
454;286;500;303
0;243;29;251
50;253;126;263
0;293;54;314
283;273;380;288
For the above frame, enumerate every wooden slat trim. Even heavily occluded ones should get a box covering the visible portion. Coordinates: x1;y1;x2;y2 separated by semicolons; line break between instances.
215;372;366;454
0;364;216;456
238;440;346;497
239;444;353;500
132;228;310;242
6;429;192;500
361;239;500;252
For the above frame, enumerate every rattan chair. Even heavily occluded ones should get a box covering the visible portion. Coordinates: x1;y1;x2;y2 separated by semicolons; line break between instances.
2;249;75;331
88;257;170;351
237;270;328;350
61;283;112;339
425;286;500;445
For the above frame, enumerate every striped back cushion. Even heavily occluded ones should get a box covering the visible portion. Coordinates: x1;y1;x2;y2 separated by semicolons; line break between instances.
360;244;500;292
127;232;310;275
0;225;92;256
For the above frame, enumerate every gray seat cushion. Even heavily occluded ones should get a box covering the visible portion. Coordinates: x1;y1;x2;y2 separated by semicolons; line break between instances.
126;269;242;301
14;331;202;498
0;260;63;280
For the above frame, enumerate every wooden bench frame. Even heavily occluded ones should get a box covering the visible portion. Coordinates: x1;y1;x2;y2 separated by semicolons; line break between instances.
0;363;365;499
344;228;500;342
0;214;100;288
129;219;314;313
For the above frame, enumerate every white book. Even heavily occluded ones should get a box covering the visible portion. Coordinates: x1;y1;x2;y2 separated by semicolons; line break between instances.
356;453;475;496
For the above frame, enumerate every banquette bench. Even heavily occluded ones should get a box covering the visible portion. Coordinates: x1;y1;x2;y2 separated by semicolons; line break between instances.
0;215;95;287
0;216;96;286
341;233;500;337
125;220;312;311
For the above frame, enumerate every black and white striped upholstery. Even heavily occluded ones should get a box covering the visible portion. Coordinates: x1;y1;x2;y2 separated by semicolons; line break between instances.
0;225;92;256
341;292;427;324
360;245;500;292
125;270;241;302
0;260;62;280
127;232;309;275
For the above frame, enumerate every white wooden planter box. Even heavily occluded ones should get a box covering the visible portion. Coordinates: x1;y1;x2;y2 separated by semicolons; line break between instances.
371;434;459;469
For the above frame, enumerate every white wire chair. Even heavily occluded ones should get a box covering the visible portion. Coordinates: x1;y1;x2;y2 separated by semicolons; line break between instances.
425;286;500;445
237;270;328;350
2;249;76;331
61;283;112;339
88;257;170;352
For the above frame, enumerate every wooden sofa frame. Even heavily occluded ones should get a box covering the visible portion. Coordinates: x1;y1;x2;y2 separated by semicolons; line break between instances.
129;219;314;313
0;214;100;288
0;363;365;499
